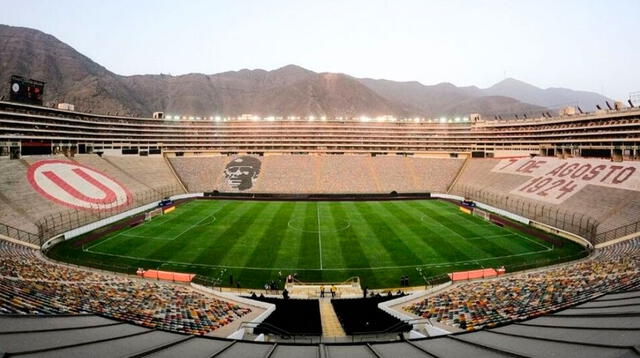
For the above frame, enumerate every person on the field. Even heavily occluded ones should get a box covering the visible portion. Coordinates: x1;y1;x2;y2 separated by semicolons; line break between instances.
320;285;325;298
330;285;337;298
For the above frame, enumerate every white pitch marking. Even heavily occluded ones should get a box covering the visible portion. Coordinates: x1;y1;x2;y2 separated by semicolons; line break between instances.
85;223;141;251
120;233;161;240
465;233;517;241
85;246;552;271
166;204;226;241
85;202;226;251
513;232;553;250
317;203;323;270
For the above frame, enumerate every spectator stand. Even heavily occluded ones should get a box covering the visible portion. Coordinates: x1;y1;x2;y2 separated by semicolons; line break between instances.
246;296;322;338
331;295;412;337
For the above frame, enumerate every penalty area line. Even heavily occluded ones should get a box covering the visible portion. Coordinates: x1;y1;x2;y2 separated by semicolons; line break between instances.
84;223;141;252
84;202;227;251
166;203;226;241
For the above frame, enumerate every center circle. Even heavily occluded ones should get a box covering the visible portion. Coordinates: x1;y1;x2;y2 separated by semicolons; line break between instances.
287;216;351;233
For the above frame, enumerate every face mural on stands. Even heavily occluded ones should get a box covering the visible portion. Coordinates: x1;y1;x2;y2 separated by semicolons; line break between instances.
223;156;261;191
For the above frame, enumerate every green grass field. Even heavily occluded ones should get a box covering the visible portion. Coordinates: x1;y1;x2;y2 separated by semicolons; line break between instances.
49;199;586;288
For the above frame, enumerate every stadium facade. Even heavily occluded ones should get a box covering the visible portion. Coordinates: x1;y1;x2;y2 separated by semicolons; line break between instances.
1;100;640;158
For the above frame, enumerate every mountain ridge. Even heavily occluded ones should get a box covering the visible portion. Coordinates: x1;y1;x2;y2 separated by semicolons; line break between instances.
0;24;610;118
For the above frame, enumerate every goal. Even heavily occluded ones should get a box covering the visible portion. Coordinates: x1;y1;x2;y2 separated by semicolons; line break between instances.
473;207;490;221
145;208;163;221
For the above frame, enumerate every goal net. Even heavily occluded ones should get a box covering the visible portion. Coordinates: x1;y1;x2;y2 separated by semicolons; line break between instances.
145;208;163;221
473;208;490;221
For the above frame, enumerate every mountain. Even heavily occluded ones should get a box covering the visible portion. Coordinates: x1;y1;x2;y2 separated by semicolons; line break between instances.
484;78;610;111
122;66;415;117
0;24;605;118
358;78;546;117
0;24;147;115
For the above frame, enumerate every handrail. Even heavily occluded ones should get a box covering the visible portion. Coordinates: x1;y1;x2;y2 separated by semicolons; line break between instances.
595;220;640;243
240;321;294;338
446;156;469;193
350;317;417;336
0;222;40;246
380;317;432;333
289;276;360;286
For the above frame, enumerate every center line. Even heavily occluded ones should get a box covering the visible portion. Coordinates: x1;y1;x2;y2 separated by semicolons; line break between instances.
317;203;323;270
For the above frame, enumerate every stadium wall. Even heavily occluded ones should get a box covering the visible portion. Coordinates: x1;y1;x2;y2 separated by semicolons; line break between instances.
432;193;592;247
46;193;204;248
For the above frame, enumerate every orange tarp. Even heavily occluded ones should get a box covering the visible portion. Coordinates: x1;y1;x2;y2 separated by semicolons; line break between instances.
448;268;506;281
136;269;195;282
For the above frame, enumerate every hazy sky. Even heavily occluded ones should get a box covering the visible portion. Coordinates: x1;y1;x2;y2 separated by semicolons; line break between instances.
1;0;638;100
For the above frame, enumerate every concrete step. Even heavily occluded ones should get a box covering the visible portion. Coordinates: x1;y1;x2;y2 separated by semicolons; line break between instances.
319;299;346;337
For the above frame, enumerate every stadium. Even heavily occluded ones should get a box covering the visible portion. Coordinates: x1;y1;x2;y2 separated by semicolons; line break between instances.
1;96;640;356
1;4;640;357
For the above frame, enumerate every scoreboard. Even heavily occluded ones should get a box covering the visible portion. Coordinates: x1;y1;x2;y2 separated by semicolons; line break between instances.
9;75;45;106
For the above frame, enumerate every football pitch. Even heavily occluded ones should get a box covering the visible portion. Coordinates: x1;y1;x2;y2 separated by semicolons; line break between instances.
50;199;585;288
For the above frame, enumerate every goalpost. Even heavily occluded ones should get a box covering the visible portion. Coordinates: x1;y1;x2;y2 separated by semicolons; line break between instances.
473;207;491;221
145;208;163;221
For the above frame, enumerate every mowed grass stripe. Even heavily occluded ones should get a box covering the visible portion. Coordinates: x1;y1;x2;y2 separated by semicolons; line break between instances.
243;202;294;269
328;202;374;269
88;200;207;253
57;199;586;289
426;209;519;258
372;201;440;258
395;200;475;263
296;202;320;269
211;201;272;265
163;201;243;263
225;202;285;268
186;201;265;265
382;201;463;261
328;202;381;284
141;201;236;262
351;201;425;267
273;202;316;270
132;200;214;239
430;200;552;253
413;201;503;259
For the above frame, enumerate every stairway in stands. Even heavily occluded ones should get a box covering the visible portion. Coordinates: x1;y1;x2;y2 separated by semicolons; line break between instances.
319;298;346;337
